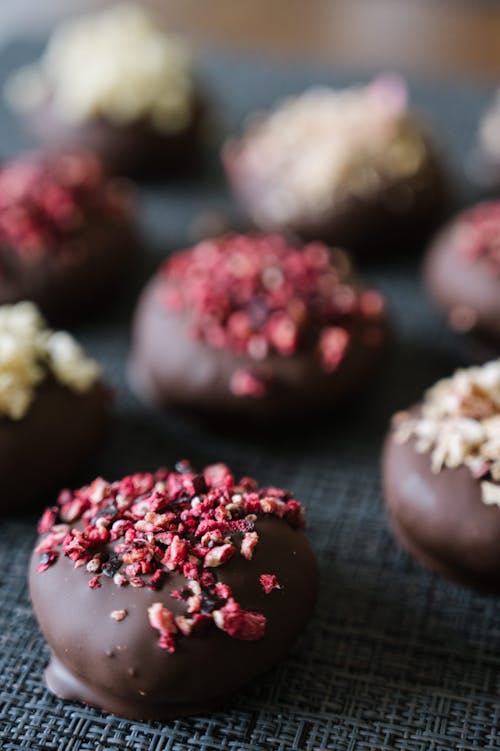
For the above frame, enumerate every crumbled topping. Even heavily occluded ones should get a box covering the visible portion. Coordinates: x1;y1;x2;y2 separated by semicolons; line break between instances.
260;574;281;594
35;462;305;652
161;234;385;396
447;201;500;272
212;599;266;640
393;360;500;505
110;609;128;621
224;75;427;226
148;603;178;652
5;3;194;134
0;152;132;258
0;301;100;419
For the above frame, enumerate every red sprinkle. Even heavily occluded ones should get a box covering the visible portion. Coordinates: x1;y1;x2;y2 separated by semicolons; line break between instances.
212;598;266;640
260;574;281;594
230;368;268;398
318;327;350;371
35;462;306;652
148;603;177;653
160;235;385;391
0;151;132;258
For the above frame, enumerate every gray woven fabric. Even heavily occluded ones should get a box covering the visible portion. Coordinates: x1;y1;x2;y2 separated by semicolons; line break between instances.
1;41;500;751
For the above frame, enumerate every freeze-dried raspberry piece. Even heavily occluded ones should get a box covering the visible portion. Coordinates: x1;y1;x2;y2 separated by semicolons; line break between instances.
260;574;281;594
148;602;178;652
212;599;266;640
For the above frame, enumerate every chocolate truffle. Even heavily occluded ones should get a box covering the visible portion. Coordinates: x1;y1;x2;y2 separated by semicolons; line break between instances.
0;150;136;323
30;461;318;719
383;359;500;591
129;234;388;421
424;201;500;349
223;76;446;256
0;302;110;512
4;3;204;177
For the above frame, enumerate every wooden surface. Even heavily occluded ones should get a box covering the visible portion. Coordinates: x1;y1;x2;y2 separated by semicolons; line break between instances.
2;0;500;81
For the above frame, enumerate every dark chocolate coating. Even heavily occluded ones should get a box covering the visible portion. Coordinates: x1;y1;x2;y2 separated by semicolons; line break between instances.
424;222;500;349
0;379;111;514
24;94;205;178
0;219;137;325
128;276;388;422
223;133;447;257
383;426;500;591
29;516;318;720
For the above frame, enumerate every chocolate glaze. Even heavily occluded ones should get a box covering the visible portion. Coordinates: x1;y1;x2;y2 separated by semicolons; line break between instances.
24;95;205;178
0;220;137;325
30;516;317;720
424;223;500;349
223;134;447;257
128;276;388;422
0;379;111;514
383;427;500;591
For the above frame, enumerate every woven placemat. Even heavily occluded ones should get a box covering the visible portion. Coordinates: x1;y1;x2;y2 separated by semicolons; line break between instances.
1;41;500;751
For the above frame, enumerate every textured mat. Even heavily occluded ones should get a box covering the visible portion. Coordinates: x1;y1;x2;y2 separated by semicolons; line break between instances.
1;41;500;751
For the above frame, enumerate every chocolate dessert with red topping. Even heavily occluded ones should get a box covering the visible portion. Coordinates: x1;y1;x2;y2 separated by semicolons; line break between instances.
129;233;388;421
383;360;500;591
425;201;500;349
0;151;136;322
30;461;318;719
223;76;446;255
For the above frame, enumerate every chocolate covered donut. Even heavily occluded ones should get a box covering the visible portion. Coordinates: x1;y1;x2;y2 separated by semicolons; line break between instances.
424;201;500;349
30;461;318;719
4;4;205;177
383;359;500;591
129;234;388;421
0;302;110;512
223;76;446;256
0;151;136;323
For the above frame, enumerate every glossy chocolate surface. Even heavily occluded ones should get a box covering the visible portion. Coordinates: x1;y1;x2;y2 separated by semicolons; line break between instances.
424;222;500;346
0;379;111;513
224;134;447;257
30;516;317;719
383;428;500;590
129;275;388;421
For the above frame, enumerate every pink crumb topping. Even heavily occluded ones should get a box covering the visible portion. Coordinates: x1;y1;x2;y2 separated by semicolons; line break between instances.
0;151;132;258
35;461;306;652
160;235;386;395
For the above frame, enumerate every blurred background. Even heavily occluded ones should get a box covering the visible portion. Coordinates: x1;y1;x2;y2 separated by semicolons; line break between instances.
2;0;500;81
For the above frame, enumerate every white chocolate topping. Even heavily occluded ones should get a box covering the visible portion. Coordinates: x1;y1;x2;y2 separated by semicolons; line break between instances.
394;360;500;506
230;76;427;226
5;3;194;134
0;302;100;420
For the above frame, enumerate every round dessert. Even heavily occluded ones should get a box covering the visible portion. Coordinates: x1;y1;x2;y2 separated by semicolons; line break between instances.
0;301;110;512
129;234;389;421
0;150;135;323
30;461;318;719
424;201;500;350
222;76;446;256
4;3;204;177
383;359;500;591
